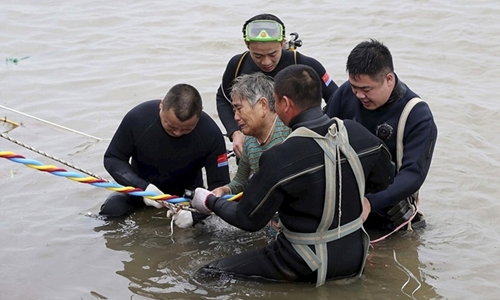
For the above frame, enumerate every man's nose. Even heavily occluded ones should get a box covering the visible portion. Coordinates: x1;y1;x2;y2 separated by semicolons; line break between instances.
261;56;272;65
355;90;366;99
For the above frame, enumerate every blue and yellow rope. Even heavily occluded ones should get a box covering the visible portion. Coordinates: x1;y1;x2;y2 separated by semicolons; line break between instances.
0;150;189;205
0;149;242;205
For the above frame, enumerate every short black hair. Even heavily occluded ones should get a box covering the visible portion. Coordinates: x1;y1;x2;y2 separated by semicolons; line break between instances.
162;84;202;121
274;65;322;110
347;39;394;82
242;13;286;39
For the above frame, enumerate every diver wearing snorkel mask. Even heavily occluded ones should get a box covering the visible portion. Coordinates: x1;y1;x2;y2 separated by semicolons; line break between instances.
215;13;339;160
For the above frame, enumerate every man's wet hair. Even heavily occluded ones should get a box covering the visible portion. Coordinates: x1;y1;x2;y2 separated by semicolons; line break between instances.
162;84;202;121
274;65;322;110
347;39;394;82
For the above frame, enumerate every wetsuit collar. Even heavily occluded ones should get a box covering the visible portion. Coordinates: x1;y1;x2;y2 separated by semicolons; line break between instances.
381;73;407;109
289;106;331;130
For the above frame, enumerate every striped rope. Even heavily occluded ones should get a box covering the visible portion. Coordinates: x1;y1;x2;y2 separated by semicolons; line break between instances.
1;132;105;180
0;149;193;209
224;192;242;201
1;149;242;210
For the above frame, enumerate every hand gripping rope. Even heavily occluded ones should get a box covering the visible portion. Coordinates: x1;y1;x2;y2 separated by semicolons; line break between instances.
0;148;242;210
0;149;198;211
1;117;241;214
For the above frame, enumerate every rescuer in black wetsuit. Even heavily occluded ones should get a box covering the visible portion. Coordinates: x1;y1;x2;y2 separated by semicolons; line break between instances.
325;39;438;232
191;65;394;286
99;84;230;227
217;13;338;159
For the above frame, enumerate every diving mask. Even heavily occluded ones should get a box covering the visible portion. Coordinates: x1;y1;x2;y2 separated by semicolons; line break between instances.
244;20;284;42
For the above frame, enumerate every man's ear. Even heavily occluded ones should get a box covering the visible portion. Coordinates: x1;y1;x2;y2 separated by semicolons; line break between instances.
277;95;295;126
282;95;294;113
386;72;395;89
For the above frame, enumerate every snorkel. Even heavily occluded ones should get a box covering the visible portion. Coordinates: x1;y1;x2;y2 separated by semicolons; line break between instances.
286;32;303;50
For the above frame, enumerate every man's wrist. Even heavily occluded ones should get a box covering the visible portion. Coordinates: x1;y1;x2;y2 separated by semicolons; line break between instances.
205;194;219;211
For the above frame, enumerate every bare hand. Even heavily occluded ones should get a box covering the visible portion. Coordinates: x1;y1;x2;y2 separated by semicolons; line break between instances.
362;197;371;222
211;186;230;197
231;130;245;158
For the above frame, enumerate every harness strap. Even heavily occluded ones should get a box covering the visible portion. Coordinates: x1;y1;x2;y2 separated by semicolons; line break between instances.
283;217;363;245
280;216;364;273
396;97;422;172
234;51;249;78
396;97;423;230
282;118;368;286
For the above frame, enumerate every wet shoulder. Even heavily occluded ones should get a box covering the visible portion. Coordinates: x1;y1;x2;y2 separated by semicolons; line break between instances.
126;100;160;121
295;50;323;67
227;52;246;65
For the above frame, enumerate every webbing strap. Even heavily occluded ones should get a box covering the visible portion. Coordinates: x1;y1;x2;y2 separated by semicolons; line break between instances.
396;97;424;228
397;97;423;199
282;217;363;245
234;51;249;78
290;119;365;217
281;217;364;277
396;97;422;172
282;118;367;286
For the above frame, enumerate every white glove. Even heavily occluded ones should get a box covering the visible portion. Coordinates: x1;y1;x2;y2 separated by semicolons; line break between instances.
143;184;163;208
191;187;214;214
166;209;194;228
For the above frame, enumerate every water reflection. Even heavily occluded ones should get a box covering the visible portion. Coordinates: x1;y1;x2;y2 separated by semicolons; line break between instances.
94;209;441;299
94;209;272;299
361;230;443;300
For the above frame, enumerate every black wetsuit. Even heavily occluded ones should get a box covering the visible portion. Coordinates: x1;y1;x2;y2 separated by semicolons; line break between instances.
200;107;394;283
100;100;230;217
216;49;338;138
325;75;437;229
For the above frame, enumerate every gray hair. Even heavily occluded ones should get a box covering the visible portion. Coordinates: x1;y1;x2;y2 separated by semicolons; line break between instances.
230;73;276;112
